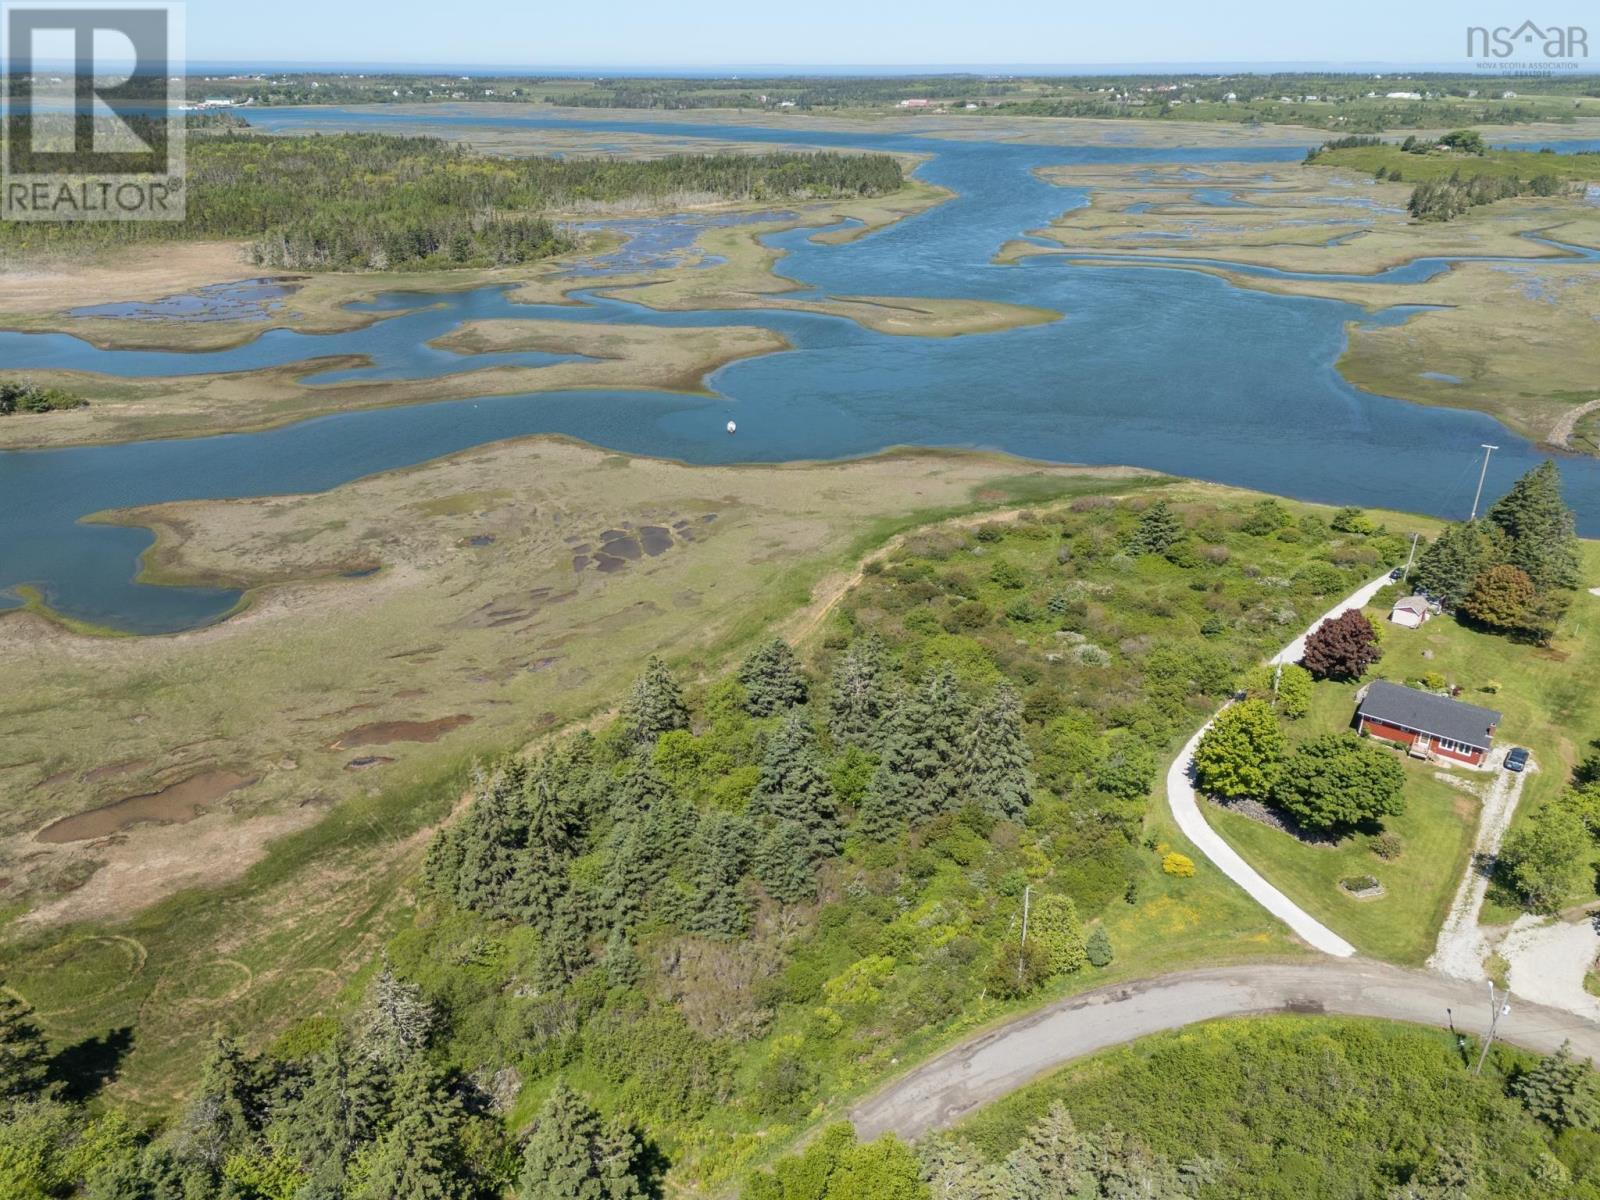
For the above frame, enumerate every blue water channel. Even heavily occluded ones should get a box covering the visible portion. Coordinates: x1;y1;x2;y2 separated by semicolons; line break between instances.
4;108;1600;633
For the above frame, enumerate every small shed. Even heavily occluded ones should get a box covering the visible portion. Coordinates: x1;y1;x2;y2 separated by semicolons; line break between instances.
1390;595;1431;629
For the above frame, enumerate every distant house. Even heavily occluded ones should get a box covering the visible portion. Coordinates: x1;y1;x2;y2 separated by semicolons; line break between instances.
1389;596;1432;628
1357;680;1501;766
1386;91;1422;100
897;98;933;109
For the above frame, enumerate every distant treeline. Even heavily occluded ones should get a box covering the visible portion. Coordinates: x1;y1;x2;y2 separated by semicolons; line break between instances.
185;70;1600;120
1406;172;1568;221
0;134;904;271
991;96;1571;131
545;77;1019;110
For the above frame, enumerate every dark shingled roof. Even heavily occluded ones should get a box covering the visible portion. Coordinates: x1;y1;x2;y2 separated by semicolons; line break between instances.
1357;680;1502;751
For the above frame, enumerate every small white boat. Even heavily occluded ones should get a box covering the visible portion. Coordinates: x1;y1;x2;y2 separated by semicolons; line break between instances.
726;420;737;435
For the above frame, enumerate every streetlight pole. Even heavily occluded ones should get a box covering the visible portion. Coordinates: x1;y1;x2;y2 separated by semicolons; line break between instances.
1469;444;1499;521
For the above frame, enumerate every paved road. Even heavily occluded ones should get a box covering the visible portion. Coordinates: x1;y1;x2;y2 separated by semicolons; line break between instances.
1164;575;1392;958
851;961;1600;1140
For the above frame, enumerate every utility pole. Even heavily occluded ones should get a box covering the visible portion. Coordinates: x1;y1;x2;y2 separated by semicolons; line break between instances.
1474;981;1511;1075
1469;444;1499;521
1401;531;1420;582
1016;885;1032;988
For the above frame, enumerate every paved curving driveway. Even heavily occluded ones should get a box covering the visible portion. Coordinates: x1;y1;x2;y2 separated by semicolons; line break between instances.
851;961;1600;1140
1165;575;1392;958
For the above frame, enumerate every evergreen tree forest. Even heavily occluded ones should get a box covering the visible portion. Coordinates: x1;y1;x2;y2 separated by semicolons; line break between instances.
0;133;905;269
4;490;1531;1197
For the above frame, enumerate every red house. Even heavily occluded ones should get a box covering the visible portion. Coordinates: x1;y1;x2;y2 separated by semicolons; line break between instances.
1356;680;1501;766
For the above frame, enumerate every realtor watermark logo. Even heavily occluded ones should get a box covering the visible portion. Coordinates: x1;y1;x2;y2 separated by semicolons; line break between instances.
2;1;185;221
1466;20;1589;72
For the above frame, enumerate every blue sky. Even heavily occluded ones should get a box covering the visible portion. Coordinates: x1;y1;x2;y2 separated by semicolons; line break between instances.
178;1;1588;68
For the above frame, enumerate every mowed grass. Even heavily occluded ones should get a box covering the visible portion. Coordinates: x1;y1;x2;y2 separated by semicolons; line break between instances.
1201;541;1600;961
1205;767;1475;964
1359;552;1600;818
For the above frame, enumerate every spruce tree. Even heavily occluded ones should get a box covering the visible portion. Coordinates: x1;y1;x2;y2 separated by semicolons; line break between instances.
689;812;752;938
0;985;51;1104
750;710;840;856
827;634;892;751
1085;926;1115;968
1511;1042;1600;1131
601;929;643;989
1127;499;1184;556
619;656;689;748
359;962;436;1068
358;1064;471;1200
517;1081;648;1200
449;759;530;919
533;893;593;991
753;820;821;904
1003;1102;1096;1197
599;810;670;932
854;761;909;843
1387;1141;1478;1200
1413;521;1506;610
513;759;589;931
1487;460;1581;592
739;637;809;717
857;665;968;830
608;755;673;825
170;1037;261;1171
918;1137;1007;1199
271;1041;388;1196
956;682;1034;819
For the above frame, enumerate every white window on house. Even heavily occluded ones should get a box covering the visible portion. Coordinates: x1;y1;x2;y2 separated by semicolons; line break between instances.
1434;737;1476;755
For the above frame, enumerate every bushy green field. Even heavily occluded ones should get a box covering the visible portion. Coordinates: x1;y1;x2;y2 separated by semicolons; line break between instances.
948;1017;1600;1200
1;485;1438;1198
1311;142;1600;185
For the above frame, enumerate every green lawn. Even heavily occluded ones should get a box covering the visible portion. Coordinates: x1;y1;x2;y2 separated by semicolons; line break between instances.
1205;766;1475;964
1200;545;1600;959
1358;567;1600;916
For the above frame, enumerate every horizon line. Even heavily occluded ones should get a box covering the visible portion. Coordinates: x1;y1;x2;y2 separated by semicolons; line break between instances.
173;59;1597;74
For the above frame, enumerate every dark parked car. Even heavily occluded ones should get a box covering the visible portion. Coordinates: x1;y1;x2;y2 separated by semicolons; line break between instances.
1504;747;1530;773
1389;567;1405;581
